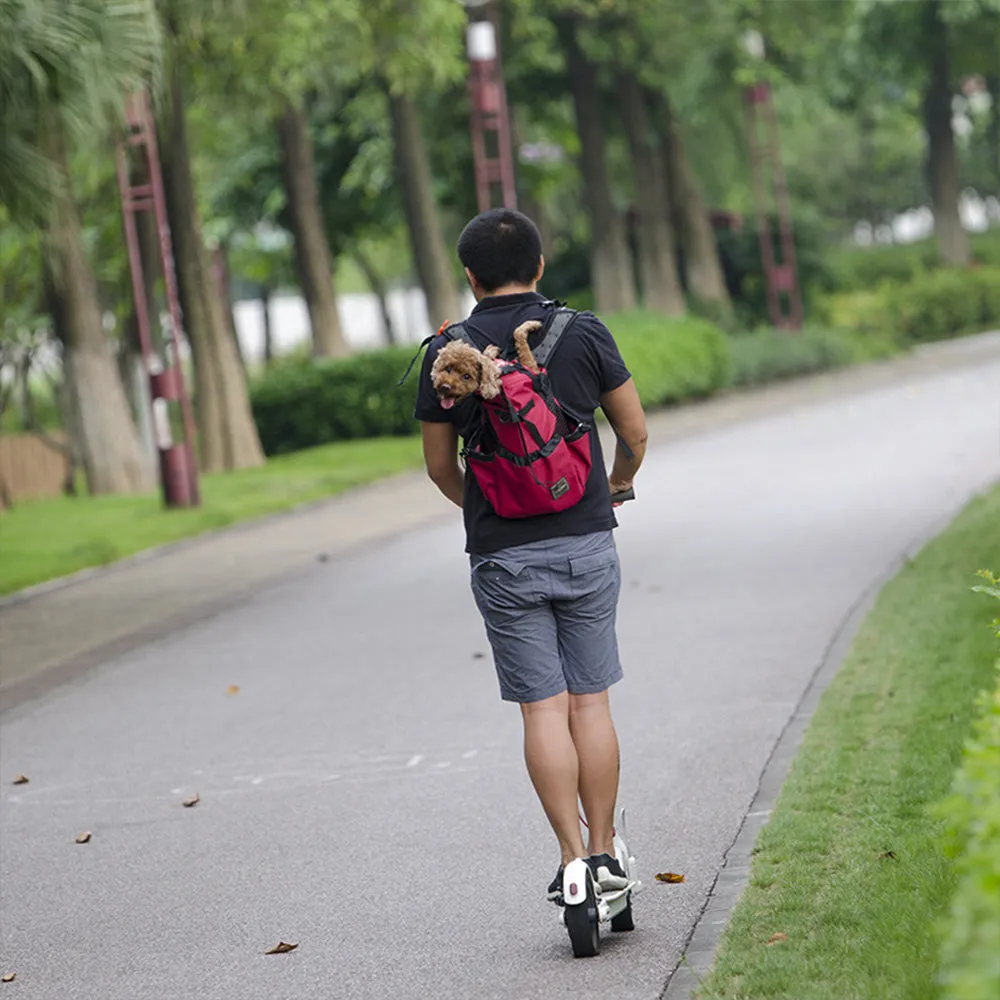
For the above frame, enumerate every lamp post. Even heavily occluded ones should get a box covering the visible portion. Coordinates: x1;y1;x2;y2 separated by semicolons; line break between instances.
461;0;517;211
742;30;802;331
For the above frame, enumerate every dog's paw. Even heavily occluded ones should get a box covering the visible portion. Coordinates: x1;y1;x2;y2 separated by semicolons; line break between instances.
483;344;501;359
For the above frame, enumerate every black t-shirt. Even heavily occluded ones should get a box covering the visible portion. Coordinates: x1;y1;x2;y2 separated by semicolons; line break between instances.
414;292;632;555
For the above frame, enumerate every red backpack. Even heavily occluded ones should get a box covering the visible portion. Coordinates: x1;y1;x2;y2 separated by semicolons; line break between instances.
440;308;593;519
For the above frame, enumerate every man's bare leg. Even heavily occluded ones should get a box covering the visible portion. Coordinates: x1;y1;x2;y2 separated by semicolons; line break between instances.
569;690;619;857
521;692;588;865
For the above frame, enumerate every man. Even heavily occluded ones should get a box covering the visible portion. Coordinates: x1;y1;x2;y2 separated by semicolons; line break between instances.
415;208;648;900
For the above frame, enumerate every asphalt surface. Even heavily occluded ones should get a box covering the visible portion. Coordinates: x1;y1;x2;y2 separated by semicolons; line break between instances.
2;356;998;1000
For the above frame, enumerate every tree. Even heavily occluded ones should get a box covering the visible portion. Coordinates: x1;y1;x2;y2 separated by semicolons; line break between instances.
363;0;467;328
619;74;684;315
554;12;637;314
157;2;265;472
0;0;157;495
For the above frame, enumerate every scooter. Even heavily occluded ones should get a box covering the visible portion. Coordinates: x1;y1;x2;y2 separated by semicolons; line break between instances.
558;807;642;957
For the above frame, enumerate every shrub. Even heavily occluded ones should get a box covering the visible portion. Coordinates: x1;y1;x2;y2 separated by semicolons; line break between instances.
936;573;1000;1000
822;228;1000;294
250;347;420;455
818;266;1000;346
606;311;733;407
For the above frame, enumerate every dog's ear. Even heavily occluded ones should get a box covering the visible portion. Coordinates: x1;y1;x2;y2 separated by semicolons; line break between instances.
479;360;502;400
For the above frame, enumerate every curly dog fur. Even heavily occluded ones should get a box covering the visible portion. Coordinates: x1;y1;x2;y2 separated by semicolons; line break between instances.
430;319;543;409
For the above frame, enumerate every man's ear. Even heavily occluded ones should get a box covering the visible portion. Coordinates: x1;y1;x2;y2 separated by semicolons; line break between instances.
534;255;545;284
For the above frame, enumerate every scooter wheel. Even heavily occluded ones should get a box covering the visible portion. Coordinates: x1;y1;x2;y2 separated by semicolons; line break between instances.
611;892;634;932
565;877;600;958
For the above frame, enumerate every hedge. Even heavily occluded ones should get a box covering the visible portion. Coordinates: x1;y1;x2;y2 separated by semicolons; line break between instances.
608;311;732;407
250;312;734;455
824;228;1000;294
726;326;896;387
250;347;420;455
819;265;1000;346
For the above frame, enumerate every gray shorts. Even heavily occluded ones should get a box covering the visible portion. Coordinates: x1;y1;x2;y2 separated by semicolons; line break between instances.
470;531;623;703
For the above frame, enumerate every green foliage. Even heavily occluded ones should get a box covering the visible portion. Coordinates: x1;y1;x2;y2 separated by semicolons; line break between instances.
935;580;1000;1000
0;0;161;219
608;311;733;407
726;326;895;387
823;230;1000;294
820;264;1000;345
249;347;420;455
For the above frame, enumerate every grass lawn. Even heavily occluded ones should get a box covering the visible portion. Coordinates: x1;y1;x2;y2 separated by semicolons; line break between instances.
0;434;424;597
696;484;1000;1000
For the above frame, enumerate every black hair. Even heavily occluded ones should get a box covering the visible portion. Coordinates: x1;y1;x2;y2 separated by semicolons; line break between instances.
456;209;543;292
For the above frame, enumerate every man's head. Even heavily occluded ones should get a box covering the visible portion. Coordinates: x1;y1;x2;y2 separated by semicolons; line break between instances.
457;209;544;299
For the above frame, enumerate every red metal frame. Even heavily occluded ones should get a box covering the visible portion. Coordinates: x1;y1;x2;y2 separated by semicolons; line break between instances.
745;82;803;331
115;89;200;506
466;8;517;212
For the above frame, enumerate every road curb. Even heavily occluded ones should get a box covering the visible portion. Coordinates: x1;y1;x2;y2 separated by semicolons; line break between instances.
658;482;997;999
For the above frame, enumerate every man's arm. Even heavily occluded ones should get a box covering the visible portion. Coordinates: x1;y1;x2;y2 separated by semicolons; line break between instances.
421;421;464;508
600;378;648;495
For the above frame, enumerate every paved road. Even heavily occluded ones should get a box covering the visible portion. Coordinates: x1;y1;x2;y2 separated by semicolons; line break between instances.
2;356;998;1000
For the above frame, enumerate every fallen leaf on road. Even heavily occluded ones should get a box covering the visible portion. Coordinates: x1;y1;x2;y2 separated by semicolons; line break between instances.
75;832;92;844
767;933;789;945
655;872;685;883
226;685;240;695
182;793;200;808
264;942;298;955
12;775;28;785
879;850;897;861
2;972;15;982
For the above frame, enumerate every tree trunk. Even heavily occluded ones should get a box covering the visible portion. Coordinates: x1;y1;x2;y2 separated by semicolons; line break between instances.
275;102;348;358
260;285;274;366
654;92;732;315
620;75;685;316
511;109;555;252
44;137;154;496
556;17;637;315
212;242;247;375
386;90;462;329
988;70;1000;193
159;58;264;472
923;1;969;266
353;247;398;346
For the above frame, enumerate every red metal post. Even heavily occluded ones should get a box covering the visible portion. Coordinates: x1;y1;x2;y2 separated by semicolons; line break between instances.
744;81;803;331
465;6;517;212
115;89;200;506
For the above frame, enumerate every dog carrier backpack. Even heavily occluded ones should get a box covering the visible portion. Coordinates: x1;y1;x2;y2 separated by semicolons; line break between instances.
439;308;593;519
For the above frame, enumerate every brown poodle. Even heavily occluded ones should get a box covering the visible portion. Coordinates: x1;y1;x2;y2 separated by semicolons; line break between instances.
430;320;542;410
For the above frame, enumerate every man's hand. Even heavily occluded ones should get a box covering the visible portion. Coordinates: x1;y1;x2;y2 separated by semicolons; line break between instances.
609;478;633;508
421;421;464;508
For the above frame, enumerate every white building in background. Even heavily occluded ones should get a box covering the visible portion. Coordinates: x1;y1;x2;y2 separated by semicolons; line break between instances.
232;286;477;365
853;191;1000;246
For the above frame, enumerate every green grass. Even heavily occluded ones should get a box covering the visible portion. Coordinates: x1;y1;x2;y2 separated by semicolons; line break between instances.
697;485;1000;1000
0;435;424;596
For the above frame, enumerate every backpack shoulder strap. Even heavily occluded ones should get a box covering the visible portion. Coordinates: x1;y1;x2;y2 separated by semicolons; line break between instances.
533;307;578;368
397;320;469;386
440;321;470;343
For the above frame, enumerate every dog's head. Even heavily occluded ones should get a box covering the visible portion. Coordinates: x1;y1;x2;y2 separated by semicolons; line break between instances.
430;341;501;409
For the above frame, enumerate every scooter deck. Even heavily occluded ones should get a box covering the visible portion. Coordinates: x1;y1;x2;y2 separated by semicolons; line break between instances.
596;879;641;905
